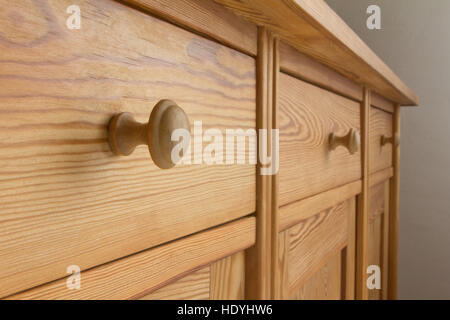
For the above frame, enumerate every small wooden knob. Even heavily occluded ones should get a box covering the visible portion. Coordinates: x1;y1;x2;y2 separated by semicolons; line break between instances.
108;99;190;169
381;134;400;147
329;128;361;155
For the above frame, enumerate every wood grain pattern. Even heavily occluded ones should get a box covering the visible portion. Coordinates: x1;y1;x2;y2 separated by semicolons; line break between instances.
210;251;245;300
370;167;394;188
279;41;362;102
368;182;384;300
214;0;418;106
139;267;210;300
342;197;356;300
270;37;280;299
140;250;246;300
121;0;257;56
382;180;390;300
356;88;371;300
279;73;362;205
367;181;390;300
292;251;342;300
276;199;356;299
279;180;361;232
6;217;255;300
287;201;350;293
370;107;393;174
245;27;273;300
275;230;289;299
0;0;256;297
388;105;401;299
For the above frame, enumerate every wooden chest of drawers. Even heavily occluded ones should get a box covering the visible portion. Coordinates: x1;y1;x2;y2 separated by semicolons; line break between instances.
0;0;418;300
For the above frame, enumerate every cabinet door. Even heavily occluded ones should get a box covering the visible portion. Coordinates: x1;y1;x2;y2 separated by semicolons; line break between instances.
368;181;390;300
276;199;356;300
6;217;254;300
140;251;246;300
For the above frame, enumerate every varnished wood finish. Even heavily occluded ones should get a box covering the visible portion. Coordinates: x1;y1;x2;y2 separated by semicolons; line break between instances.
356;88;371;300
329;128;361;155
139;268;210;300
214;0;418;106
368;181;390;300
275;231;289;299
292;252;342;300
270;38;280;299
370;107;394;174
140;251;246;300
341;197;356;300
244;27;274;300
288;201;350;293
109;100;191;169
6;217;255;300
382;180;390;300
120;0;257;55
381;134;400;148
277;199;356;299
279;74;362;205
279;180;362;232
372;92;395;114
0;0;256;297
210;251;246;300
279;42;363;102
370;167;394;188
388;106;401;299
0;0;416;301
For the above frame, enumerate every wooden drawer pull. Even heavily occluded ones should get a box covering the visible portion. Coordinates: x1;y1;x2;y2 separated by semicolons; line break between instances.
108;99;190;169
329;128;360;155
381;134;400;147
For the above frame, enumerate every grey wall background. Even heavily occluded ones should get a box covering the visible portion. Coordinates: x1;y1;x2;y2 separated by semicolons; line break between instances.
325;0;450;299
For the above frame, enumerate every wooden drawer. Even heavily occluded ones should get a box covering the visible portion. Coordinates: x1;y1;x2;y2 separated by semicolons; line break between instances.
279;73;362;205
370;107;393;174
0;0;256;297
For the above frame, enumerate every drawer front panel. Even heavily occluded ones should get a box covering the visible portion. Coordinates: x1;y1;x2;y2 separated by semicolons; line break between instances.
0;0;255;297
370;107;393;173
279;73;362;205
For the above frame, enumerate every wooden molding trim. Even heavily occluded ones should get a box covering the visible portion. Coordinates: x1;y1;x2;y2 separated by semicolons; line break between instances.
270;38;280;299
214;0;418;106
356;88;371;300
279;180;362;232
245;27;275;300
5;217;255;300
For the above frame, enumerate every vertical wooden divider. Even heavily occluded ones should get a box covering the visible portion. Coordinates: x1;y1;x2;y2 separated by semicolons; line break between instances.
356;88;371;300
381;180;390;300
388;105;401;299
342;197;356;299
245;27;276;300
270;38;280;299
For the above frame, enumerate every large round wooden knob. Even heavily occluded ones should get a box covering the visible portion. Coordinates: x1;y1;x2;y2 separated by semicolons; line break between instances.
108;99;190;169
329;128;361;155
381;133;400;147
